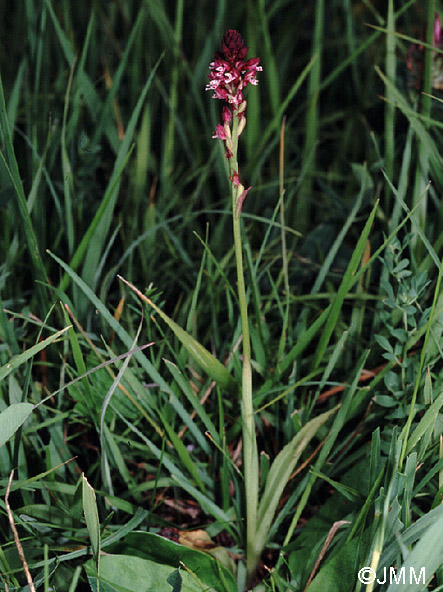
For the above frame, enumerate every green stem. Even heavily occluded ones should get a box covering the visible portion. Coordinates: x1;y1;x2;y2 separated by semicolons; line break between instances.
229;113;259;584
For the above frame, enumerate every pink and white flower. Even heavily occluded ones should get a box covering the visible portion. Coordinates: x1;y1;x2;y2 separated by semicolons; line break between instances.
206;30;262;128
206;30;261;208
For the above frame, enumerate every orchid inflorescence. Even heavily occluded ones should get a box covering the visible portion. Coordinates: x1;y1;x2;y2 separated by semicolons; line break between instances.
206;30;262;212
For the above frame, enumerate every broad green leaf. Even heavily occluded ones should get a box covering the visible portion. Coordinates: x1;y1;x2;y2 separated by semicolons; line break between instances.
306;529;371;592
0;403;34;448
118;276;238;395
96;531;237;592
85;555;211;592
82;474;101;563
255;406;339;553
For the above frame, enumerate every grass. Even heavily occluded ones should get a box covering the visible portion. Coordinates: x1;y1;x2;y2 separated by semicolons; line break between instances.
1;1;443;591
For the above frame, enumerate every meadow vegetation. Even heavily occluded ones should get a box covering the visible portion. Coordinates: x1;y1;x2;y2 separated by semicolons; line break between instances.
1;1;443;591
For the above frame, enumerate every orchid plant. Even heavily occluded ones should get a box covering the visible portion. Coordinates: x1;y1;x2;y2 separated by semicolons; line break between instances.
120;29;338;588
205;31;337;586
206;30;262;583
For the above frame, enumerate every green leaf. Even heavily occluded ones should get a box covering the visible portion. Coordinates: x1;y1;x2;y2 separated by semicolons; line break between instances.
47;250;173;396
167;568;182;592
312;200;378;369
406;391;443;455
0;72;48;311
118;276;238;395
376;65;443;186
0;403;34;448
115;410;234;533
85;555;199;592
384;505;443;591
82;474;101;563
255;406;339;555
85;531;237;592
159;414;207;493
164;359;218;445
81;54;163;291
306;529;371;592
0;326;71;383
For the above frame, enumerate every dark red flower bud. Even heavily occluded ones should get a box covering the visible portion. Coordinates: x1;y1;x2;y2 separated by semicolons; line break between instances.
221;30;248;61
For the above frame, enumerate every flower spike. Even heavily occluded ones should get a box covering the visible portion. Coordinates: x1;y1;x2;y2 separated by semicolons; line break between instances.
206;30;261;200
206;30;262;114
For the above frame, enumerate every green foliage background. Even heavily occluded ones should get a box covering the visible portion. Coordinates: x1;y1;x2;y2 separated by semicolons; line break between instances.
1;1;443;591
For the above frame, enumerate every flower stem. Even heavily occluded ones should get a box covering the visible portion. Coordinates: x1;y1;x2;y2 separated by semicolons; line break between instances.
229;115;259;584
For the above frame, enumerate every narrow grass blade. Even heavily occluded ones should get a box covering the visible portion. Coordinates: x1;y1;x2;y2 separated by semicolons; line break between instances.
58;146;134;291
312;200;378;370
82;54;164;290
6;58;26;133
319;0;416;92
256;0;280;114
384;507;443;592
58;54;163;292
0;326;71;383
266;190;425;395
48;250;173;395
102;424;132;487
383;0;396;213
159;415;207;493
278;351;369;559
0;457;77;495
0;73;48;312
115;409;234;535
61;57;76;255
91;8;145;146
254;54;317;165
375;65;443;186
44;0;101;119
100;320;144;494
164;359;218;445
400;250;443;467
192;231;238;303
382;170;440;270
297;0;324;232
406;391;443;456
309;330;349;412
61;305;95;413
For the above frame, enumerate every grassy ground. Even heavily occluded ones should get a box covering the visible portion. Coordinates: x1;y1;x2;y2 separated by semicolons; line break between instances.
1;1;443;591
